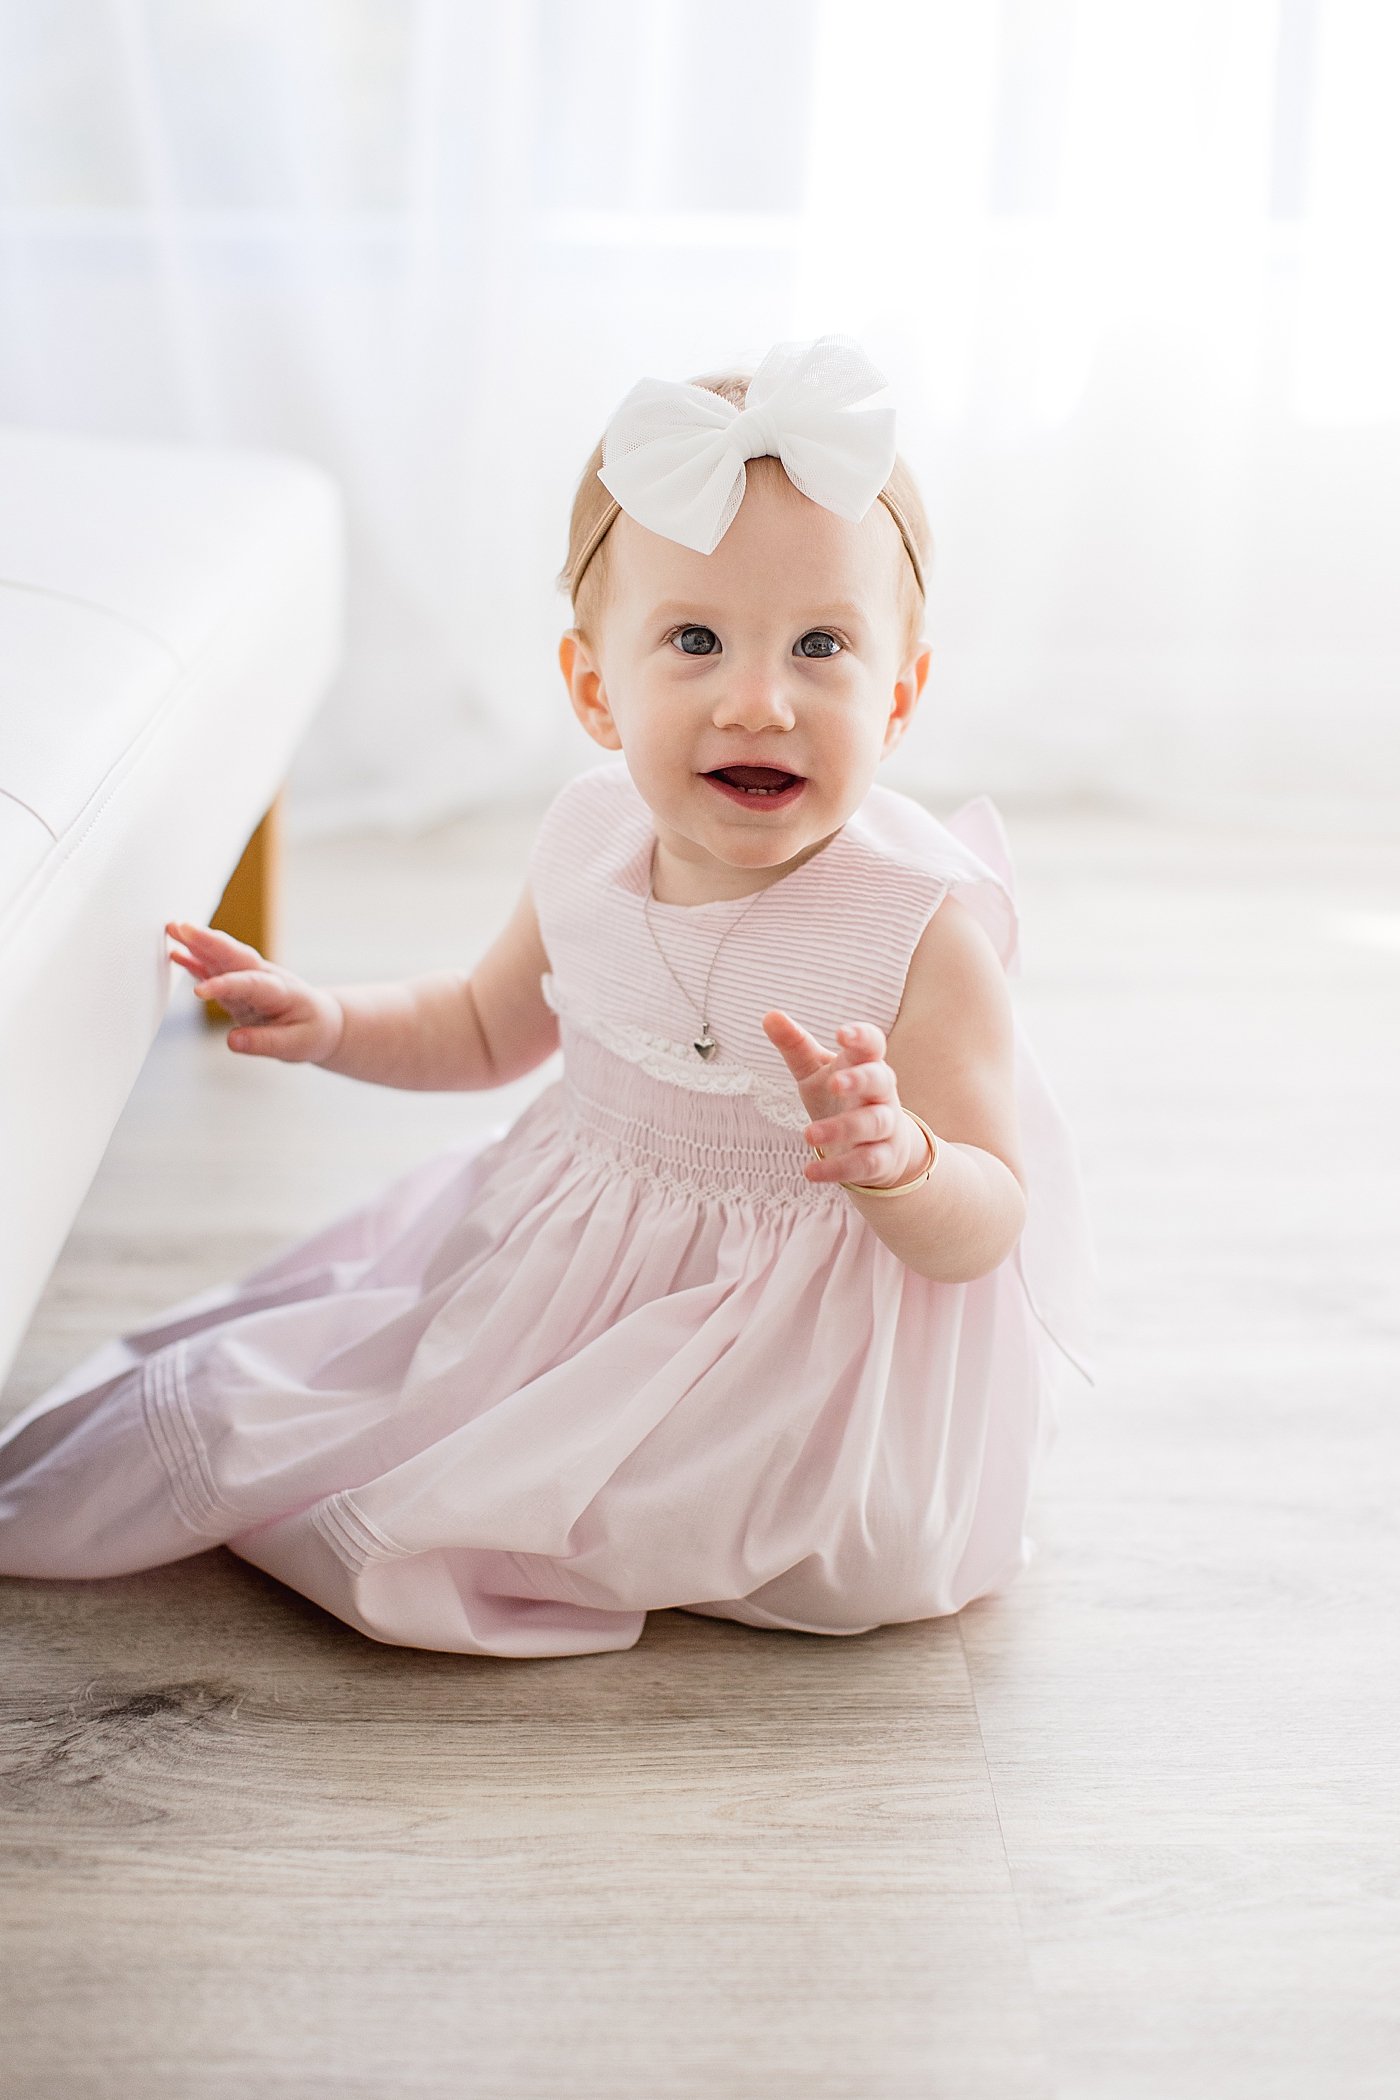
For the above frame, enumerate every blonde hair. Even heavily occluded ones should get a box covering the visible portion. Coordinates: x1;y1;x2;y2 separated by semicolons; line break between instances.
556;367;933;663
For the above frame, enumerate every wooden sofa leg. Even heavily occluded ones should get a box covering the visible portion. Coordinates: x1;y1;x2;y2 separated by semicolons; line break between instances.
203;791;284;1026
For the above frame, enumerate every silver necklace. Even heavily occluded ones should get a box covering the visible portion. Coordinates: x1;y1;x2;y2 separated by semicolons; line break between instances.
642;843;775;1060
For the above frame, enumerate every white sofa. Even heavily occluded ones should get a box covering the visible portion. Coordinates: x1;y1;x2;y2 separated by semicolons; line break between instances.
0;426;345;1390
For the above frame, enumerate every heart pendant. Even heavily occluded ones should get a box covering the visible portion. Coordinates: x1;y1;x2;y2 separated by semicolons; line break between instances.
694;1035;718;1061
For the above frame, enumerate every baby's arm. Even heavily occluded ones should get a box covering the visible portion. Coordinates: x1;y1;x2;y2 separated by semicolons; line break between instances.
317;970;494;1090
166;874;557;1093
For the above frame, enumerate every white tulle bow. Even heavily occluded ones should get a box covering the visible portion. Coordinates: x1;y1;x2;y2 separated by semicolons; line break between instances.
596;334;898;555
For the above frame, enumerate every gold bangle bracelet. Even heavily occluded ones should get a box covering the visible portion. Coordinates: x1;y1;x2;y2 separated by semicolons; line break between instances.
811;1107;941;1198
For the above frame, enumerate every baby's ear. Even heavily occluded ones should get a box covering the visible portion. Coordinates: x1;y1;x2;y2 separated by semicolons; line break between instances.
559;633;622;751
558;629;593;694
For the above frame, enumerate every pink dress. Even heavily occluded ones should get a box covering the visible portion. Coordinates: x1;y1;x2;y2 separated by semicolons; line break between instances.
0;758;1098;1655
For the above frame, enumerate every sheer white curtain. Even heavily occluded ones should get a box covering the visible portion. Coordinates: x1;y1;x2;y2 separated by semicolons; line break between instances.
1;0;1395;835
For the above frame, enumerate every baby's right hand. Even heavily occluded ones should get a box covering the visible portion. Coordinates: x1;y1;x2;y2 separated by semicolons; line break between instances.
165;921;344;1065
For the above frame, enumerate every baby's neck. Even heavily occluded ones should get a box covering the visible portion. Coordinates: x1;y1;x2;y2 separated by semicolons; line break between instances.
647;829;843;907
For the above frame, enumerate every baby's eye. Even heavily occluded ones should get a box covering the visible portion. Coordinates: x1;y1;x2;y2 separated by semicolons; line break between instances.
797;631;842;659
672;625;720;656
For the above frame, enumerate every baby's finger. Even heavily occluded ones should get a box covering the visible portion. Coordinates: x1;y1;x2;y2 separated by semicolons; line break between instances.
828;1057;896;1104
805;1103;908;1184
167;921;268;971
227;1015;320;1061
833;1021;886;1062
806;1100;901;1155
761;1009;836;1083
227;1023;284;1056
193;969;285;1012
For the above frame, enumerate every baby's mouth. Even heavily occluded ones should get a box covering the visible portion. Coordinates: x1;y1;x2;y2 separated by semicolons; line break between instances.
703;766;805;798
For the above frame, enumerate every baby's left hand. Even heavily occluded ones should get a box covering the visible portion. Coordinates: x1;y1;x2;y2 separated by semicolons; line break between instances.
762;1011;926;1189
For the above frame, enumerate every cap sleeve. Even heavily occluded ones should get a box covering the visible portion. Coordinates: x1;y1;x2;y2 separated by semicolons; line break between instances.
938;794;1100;1391
935;795;1021;977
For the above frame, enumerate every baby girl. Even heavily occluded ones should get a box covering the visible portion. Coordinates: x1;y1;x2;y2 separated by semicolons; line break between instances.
0;335;1097;1656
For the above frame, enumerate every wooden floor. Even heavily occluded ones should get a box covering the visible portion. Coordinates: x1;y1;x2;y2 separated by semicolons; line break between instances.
2;795;1397;2100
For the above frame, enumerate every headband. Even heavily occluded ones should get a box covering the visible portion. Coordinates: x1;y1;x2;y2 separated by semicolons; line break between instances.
571;333;926;601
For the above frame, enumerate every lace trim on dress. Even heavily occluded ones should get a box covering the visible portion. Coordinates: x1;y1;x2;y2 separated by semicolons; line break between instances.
540;973;810;1133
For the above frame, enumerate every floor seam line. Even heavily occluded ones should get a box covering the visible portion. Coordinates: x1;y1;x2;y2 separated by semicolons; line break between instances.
957;1609;1060;2100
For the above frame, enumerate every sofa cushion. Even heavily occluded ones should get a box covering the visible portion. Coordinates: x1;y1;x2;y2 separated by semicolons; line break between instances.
0;426;345;1389
0;427;343;928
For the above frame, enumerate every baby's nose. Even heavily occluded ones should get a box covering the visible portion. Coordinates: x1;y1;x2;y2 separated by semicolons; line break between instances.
714;667;793;722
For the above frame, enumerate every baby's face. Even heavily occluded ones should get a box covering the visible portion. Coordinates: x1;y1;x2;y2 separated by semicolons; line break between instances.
561;466;931;895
